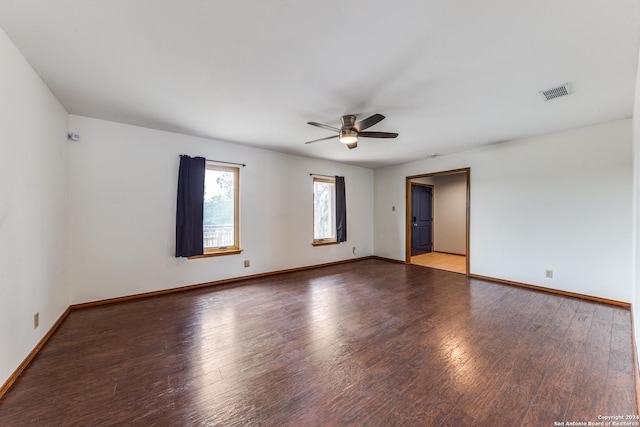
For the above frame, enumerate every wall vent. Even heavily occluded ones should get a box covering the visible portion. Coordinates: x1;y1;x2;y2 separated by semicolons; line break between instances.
540;83;572;101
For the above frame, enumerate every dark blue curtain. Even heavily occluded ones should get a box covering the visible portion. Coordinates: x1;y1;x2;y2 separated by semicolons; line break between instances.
335;176;347;242
175;155;206;257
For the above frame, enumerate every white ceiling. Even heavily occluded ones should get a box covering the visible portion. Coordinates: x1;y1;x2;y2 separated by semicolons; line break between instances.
1;1;639;168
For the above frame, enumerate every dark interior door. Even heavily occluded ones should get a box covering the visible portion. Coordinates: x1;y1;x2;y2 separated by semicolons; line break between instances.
411;184;433;256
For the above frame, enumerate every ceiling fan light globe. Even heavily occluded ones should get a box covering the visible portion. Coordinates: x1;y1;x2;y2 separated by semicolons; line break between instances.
339;129;358;144
339;136;358;144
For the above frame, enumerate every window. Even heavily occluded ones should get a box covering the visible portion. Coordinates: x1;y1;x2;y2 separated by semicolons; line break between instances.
203;163;240;255
313;177;337;245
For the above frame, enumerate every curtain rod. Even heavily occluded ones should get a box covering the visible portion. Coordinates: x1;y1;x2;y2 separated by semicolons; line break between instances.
309;173;335;178
206;159;246;167
180;155;246;167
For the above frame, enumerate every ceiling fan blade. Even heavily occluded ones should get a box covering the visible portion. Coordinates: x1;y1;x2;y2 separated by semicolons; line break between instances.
346;141;358;149
304;135;339;144
354;114;385;131
307;122;340;132
358;131;399;138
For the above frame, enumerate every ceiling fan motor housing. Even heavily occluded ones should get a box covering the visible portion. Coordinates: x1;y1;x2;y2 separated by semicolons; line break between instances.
341;115;357;130
339;115;358;144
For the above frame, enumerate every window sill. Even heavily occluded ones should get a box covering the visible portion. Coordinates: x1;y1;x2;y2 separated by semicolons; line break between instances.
188;249;242;259
312;241;339;247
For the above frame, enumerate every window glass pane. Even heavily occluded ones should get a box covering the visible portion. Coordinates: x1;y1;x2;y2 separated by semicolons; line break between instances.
314;180;336;240
204;168;235;248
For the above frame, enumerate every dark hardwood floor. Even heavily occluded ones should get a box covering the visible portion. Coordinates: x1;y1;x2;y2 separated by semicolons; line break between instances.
0;259;637;426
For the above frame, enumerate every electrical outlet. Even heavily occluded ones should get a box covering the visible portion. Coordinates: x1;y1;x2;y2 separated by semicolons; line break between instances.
33;312;39;329
244;260;250;268
545;270;553;279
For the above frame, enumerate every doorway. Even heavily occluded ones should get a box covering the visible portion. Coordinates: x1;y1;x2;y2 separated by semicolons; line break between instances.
406;168;470;275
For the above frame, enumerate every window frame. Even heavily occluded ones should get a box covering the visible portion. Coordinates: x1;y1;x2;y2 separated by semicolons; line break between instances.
312;176;338;246
192;163;241;258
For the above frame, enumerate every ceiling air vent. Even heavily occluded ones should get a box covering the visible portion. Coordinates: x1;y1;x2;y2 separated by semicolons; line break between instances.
540;83;572;101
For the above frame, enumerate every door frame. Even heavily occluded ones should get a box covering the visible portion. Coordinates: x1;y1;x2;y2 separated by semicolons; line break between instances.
405;167;470;276
410;183;434;256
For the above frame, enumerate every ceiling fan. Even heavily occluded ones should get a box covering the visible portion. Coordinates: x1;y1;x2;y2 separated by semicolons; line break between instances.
304;114;398;149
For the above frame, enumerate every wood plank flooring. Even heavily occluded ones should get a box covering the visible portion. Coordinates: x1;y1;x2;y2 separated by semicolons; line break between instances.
0;259;636;426
410;251;467;274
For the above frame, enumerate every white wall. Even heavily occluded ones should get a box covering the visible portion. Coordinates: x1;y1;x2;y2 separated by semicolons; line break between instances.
0;28;69;387
433;173;467;255
68;115;374;304
375;119;633;303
